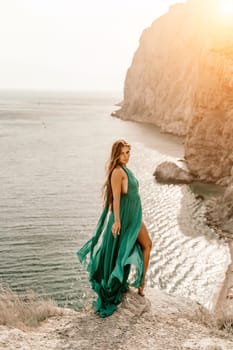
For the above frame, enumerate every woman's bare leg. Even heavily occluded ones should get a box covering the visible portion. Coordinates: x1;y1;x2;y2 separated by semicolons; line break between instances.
137;222;152;296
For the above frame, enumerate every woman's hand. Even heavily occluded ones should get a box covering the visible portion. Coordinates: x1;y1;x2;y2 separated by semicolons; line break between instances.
112;221;121;237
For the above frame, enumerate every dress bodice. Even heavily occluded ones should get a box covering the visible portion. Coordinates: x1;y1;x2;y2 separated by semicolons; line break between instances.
120;165;140;199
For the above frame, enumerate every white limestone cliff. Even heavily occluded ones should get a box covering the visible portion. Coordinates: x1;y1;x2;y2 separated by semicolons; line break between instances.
114;0;233;183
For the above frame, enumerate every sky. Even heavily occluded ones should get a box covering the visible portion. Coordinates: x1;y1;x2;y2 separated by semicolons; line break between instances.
0;0;185;92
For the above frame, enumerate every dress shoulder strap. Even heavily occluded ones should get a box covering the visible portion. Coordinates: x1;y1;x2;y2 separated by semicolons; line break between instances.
120;165;132;178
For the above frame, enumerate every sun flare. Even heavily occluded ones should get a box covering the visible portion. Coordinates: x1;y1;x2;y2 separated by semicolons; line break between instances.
219;0;233;16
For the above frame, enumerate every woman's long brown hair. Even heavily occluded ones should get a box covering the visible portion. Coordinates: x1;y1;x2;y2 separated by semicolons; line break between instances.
102;139;131;209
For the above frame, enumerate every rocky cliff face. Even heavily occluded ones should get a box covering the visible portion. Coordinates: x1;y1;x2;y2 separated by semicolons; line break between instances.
115;0;209;136
184;46;233;183
115;0;233;183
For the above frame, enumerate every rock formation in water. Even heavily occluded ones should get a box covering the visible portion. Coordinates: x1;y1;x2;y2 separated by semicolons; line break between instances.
114;0;233;183
153;161;195;184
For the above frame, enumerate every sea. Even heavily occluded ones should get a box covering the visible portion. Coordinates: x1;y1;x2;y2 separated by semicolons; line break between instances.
0;90;230;311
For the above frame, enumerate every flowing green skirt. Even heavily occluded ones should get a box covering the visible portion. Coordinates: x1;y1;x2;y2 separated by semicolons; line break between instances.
77;193;144;317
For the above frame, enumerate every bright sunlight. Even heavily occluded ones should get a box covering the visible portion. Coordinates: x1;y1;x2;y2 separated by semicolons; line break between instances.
220;0;233;15
210;0;233;27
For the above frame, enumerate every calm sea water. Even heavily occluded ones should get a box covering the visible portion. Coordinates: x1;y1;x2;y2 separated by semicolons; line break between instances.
0;90;230;311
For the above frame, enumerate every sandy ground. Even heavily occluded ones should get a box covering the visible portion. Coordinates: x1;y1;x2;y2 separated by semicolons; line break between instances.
1;288;233;350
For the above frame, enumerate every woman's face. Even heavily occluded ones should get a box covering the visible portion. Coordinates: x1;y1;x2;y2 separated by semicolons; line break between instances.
119;146;130;165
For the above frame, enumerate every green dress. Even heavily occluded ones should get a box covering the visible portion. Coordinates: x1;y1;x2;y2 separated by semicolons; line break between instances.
77;165;144;317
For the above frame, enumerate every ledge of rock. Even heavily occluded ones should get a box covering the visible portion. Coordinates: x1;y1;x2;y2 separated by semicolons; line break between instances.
1;288;233;350
153;161;195;184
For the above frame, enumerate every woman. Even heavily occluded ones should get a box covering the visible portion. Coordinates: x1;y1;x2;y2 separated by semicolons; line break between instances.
77;139;152;317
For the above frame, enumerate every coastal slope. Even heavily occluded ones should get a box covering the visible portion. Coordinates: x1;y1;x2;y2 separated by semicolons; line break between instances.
1;288;233;350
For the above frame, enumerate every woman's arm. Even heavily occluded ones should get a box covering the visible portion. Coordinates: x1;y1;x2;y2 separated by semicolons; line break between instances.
111;168;122;237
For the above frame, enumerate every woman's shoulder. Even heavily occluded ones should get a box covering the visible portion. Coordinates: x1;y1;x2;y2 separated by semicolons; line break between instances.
111;166;125;178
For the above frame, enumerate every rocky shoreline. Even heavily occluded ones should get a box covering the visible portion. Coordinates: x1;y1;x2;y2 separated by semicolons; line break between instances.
112;0;233;326
114;0;233;312
153;159;233;328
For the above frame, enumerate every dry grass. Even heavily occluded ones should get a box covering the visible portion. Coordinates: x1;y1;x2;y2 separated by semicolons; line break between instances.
221;319;233;334
183;303;233;335
191;307;218;328
0;285;64;329
215;314;233;335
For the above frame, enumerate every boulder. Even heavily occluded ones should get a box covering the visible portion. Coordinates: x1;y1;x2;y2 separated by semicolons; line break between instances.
154;161;195;184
